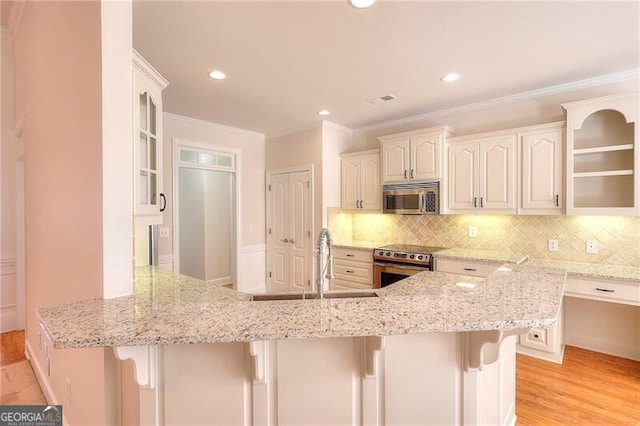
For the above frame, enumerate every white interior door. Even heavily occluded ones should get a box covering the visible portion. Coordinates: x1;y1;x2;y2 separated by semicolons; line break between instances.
267;169;312;293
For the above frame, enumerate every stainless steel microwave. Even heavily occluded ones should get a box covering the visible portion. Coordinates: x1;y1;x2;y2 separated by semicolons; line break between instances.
382;182;440;214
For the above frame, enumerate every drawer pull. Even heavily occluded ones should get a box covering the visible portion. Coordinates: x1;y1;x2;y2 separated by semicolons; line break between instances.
596;288;615;293
463;267;477;272
346;254;355;257
346;270;354;273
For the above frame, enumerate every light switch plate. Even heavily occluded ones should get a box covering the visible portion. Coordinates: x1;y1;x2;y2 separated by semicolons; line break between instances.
468;227;477;238
159;227;170;238
548;239;559;252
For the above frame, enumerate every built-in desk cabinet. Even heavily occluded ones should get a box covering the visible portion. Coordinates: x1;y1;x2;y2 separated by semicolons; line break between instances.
330;246;374;290
563;92;639;215
133;50;169;226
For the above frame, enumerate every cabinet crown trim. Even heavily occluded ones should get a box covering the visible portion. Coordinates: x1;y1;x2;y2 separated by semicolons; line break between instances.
133;49;169;90
447;121;565;144
340;148;379;158
377;125;455;142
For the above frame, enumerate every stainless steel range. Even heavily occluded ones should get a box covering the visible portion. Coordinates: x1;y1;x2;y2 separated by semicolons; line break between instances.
373;244;445;288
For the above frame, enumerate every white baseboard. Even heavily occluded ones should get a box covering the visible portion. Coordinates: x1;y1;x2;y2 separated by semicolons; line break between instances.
25;340;59;406
565;333;639;361
516;343;565;364
207;276;232;286
0;305;17;333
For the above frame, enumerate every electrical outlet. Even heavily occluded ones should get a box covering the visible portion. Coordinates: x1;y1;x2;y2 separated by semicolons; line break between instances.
468;227;477;238
548;239;559;252
159;227;170;238
586;240;598;254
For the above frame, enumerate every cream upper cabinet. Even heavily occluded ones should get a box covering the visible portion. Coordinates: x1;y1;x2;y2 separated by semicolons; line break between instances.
378;126;454;184
340;149;381;211
133;50;169;225
563;92;638;215
519;122;565;214
448;134;517;213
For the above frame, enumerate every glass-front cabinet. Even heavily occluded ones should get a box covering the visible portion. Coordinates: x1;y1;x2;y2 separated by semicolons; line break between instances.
133;50;169;225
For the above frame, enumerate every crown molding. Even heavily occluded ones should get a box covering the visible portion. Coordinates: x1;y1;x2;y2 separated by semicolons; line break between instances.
354;68;640;134
322;120;353;134
266;121;323;140
164;112;265;139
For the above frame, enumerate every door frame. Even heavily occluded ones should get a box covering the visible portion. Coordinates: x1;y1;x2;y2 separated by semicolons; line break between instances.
266;164;314;293
172;138;241;287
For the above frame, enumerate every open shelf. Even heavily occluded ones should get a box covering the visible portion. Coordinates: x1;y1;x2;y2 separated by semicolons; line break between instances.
573;144;633;155
573;170;633;178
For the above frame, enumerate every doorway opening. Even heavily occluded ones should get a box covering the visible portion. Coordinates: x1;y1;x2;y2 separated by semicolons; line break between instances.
173;140;238;287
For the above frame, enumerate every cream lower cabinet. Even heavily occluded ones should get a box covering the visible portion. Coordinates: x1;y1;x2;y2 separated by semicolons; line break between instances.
341;150;381;211
447;135;517;214
331;246;373;290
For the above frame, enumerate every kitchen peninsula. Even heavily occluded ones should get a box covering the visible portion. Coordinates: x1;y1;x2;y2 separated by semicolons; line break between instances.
38;265;565;425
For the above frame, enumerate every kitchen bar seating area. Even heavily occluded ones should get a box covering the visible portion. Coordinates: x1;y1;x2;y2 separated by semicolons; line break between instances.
1;1;639;425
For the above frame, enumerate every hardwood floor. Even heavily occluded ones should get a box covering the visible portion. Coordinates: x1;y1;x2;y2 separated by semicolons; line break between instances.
516;345;640;425
1;331;638;424
0;330;26;366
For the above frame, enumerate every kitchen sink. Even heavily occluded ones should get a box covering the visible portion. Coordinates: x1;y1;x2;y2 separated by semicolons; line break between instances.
251;291;378;301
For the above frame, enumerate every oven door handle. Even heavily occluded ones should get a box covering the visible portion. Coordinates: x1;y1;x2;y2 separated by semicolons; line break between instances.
375;262;429;272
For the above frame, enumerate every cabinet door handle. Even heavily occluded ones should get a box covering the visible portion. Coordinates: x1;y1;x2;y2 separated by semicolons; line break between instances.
160;193;167;212
463;267;477;272
346;270;354;274
595;288;615;293
480;197;484;208
474;197;478;208
289;239;295;244
346;254;355;257
280;238;289;243
556;194;560;207
410;169;415;179
404;170;408;179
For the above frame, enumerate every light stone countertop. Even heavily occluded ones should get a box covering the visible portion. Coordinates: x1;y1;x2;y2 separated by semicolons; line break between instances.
332;241;384;250
37;265;565;349
525;259;640;283
434;248;530;264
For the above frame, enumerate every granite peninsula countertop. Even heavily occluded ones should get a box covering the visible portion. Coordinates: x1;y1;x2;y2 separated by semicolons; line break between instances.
37;265;565;349
433;248;529;264
525;259;640;283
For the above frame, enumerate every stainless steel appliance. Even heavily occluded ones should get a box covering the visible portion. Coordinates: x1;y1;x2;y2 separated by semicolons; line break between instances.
382;182;439;214
373;244;444;288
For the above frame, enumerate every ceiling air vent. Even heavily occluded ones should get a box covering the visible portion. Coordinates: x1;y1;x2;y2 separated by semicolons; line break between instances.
367;93;398;104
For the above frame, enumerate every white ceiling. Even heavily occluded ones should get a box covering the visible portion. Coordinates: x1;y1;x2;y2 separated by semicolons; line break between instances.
133;1;639;137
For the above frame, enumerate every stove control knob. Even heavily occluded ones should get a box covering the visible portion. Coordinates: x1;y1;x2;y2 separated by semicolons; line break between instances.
417;255;424;260
393;253;399;257
378;251;384;256
385;252;391;257
409;254;415;259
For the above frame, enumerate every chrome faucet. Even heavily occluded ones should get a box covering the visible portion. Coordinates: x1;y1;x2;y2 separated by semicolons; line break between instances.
315;228;334;299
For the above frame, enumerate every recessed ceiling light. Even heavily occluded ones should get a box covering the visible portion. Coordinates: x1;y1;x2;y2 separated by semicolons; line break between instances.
208;70;226;80
350;0;375;9
441;73;460;83
318;110;331;116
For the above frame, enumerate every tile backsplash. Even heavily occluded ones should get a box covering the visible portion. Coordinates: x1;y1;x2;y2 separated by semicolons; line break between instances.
328;208;640;267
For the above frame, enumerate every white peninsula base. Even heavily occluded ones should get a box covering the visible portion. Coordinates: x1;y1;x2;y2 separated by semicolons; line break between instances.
120;332;520;426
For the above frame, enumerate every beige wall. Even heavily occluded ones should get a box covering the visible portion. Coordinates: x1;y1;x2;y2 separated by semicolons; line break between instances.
321;122;352;227
12;1;107;423
162;113;266;252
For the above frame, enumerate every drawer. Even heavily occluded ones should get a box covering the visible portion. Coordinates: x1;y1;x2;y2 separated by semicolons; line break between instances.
435;258;500;278
332;246;373;264
331;279;372;290
333;260;373;285
565;277;640;306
